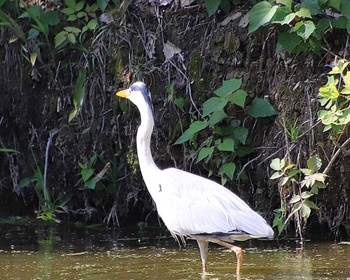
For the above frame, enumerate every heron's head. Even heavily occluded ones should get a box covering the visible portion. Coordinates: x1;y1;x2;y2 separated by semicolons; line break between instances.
116;81;154;112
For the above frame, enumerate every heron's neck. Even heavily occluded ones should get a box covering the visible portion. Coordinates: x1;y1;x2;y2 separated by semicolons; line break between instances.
136;106;160;187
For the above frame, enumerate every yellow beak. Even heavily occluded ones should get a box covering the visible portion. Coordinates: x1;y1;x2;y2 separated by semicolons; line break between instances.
116;89;130;98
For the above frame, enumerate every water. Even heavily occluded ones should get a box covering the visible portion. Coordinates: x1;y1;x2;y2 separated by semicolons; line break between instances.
0;222;349;279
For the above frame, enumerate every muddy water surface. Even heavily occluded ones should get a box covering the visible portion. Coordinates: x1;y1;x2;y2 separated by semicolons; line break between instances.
0;223;349;279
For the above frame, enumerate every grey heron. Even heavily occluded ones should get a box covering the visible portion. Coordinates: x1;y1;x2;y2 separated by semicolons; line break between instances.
116;81;274;275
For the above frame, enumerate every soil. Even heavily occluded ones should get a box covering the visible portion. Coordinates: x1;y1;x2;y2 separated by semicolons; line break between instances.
0;2;349;238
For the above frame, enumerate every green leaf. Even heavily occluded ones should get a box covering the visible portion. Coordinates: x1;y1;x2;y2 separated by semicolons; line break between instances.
81;168;94;182
293;20;316;40
290;194;301;204
273;212;284;233
317;110;338;125
97;0;108;11
68;108;78;122
75;1;85;11
68;14;77;21
280;177;289;186
270;158;285;171
288;169;299;177
248;98;277;118
233;127;248;145
209;110;227;125
310;185;319;194
202;97;228;117
54;31;67;48
314;181;326;189
62;7;75;15
28;28;39;40
300;203;311;219
217;138;235;152
41;10;59;26
304;199;318;209
0;148;19;153
19;5;42;19
248;1;278;33
65;0;76;9
174;121;208;144
342;1;350;18
67;33;76;44
300;168;312;175
273;9;295;25
301;191;313;199
87;18;98;30
270;171;283;179
68;69;86;122
328;0;340;11
85;178;97;189
329;59;349;74
65;26;81;33
295;7;312;18
276;0;292;9
77;11;86;18
196;147;214;163
300;0;322;15
30;52;37;66
19;177;31;188
276;31;302;53
307;156;322;173
205;0;221;16
215;79;242;97
219;162;236;180
174;97;185;110
227;89;247;108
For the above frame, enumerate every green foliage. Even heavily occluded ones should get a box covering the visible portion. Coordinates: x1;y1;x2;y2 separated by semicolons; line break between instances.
204;0;243;16
54;0;99;49
281;119;301;142
248;0;350;54
248;98;277;118
18;5;59;37
175;78;276;184
19;150;69;222
68;68;87;122
205;0;221;16
318;59;350;135
270;156;326;235
78;153;117;193
0;148;19;153
79;153;98;189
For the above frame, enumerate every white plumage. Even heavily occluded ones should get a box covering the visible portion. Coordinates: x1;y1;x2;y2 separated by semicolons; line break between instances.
116;81;273;275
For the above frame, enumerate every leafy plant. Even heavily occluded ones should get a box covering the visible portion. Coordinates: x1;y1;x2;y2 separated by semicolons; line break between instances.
318;58;350;135
68;68;86;122
79;153;112;191
175;78;276;184
54;0;99;50
0;148;19;153
19;151;69;222
204;0;242;16
270;156;326;238
248;0;350;54
79;153;99;189
281;119;301;142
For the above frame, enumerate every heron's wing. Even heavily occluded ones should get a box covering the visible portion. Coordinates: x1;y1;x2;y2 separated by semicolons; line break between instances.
154;168;273;239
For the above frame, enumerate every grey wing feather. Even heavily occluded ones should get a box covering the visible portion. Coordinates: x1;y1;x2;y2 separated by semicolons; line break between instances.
154;168;273;239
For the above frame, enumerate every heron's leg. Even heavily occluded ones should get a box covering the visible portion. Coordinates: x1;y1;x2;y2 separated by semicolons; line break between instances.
196;239;209;273
207;238;243;275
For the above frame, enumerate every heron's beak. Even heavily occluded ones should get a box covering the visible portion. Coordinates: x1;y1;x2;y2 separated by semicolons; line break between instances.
116;89;130;98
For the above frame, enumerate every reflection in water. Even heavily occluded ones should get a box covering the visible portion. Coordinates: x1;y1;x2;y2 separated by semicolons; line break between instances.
0;224;349;279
